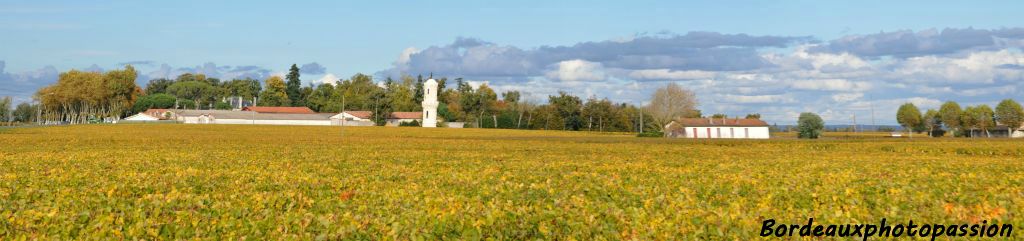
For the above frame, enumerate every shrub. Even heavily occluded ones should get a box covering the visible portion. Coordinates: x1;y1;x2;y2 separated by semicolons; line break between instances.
214;102;233;110
399;120;421;127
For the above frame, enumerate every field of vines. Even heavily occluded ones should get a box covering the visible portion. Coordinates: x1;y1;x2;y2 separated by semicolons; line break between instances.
1;125;1022;240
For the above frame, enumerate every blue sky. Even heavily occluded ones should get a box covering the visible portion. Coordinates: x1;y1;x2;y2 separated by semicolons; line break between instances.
2;1;1024;124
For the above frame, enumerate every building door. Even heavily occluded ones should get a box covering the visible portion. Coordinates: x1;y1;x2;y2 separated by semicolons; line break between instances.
744;128;749;138
716;128;721;138
706;128;711;138
730;128;735;138
693;128;698;138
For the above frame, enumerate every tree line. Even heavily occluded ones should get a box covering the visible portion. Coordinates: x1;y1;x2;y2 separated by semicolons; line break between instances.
896;99;1024;137
0;96;40;125
15;64;709;133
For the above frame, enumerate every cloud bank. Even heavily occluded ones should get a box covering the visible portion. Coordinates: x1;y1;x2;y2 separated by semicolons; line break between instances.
377;28;1024;124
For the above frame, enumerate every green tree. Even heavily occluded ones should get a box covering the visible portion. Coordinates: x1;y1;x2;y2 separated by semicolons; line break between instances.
922;109;943;137
259;76;291;107
177;99;196;109
387;75;419;112
338;73;384;112
973;105;995;138
214;102;233;110
166;81;215;109
0;96;11;125
474;84;498;128
710;113;728;119
304;83;337;112
548;91;582;131
223;78;262;100
994;99;1024;137
145;78;175;95
175;73;207;83
938;101;962;136
285;64;303;106
581;97;615;131
131;93;177;113
896;103;922;138
745;113;761;119
13;102;38;123
502;90;521;104
413;74;425;104
960;106;978;137
797;112;824;139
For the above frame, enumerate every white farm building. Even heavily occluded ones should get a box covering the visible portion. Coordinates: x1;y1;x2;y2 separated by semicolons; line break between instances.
171;109;336;125
666;118;770;139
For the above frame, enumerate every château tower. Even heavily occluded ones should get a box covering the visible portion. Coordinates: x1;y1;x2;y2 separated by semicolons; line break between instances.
421;79;438;127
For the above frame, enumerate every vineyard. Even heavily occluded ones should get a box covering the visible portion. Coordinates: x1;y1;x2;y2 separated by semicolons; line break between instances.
1;125;1022;239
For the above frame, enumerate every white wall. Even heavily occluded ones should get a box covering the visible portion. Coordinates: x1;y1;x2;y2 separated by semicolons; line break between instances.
181;117;333;126
681;126;770;139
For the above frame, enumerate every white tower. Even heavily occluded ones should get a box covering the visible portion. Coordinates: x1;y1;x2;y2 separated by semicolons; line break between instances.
421;79;439;127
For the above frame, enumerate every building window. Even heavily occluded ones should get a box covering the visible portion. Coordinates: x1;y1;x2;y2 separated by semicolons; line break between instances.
716;128;721;138
706;128;711;138
426;111;430;119
692;128;698;138
730;128;735;138
744;128;749;138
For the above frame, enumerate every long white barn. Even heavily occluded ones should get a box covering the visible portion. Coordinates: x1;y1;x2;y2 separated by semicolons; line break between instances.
666;118;770;139
173;109;337;125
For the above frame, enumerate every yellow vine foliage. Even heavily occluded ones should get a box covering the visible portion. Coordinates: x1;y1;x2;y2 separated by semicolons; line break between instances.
0;125;1021;239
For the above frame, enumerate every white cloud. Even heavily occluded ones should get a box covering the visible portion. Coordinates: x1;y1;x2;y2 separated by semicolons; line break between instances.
466;80;490;89
831;93;864;102
628;69;716;80
791;79;872;92
959;85;1017;97
545;59;606;82
718;94;794;104
318;73;340;86
397;47;419;65
892;50;1024;84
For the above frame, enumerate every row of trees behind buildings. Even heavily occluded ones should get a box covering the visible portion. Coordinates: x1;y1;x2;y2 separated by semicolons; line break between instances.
22;64;685;132
896;99;1024;137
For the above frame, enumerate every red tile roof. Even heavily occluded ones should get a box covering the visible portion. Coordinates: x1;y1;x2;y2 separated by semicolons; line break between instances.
389;112;422;119
344;111;373;119
675;118;768;127
242;106;316;114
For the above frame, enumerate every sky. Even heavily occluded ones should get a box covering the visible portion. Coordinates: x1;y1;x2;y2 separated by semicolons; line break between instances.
2;0;1024;124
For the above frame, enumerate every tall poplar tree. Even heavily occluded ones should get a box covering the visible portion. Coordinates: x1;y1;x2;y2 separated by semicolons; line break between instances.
285;64;303;106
